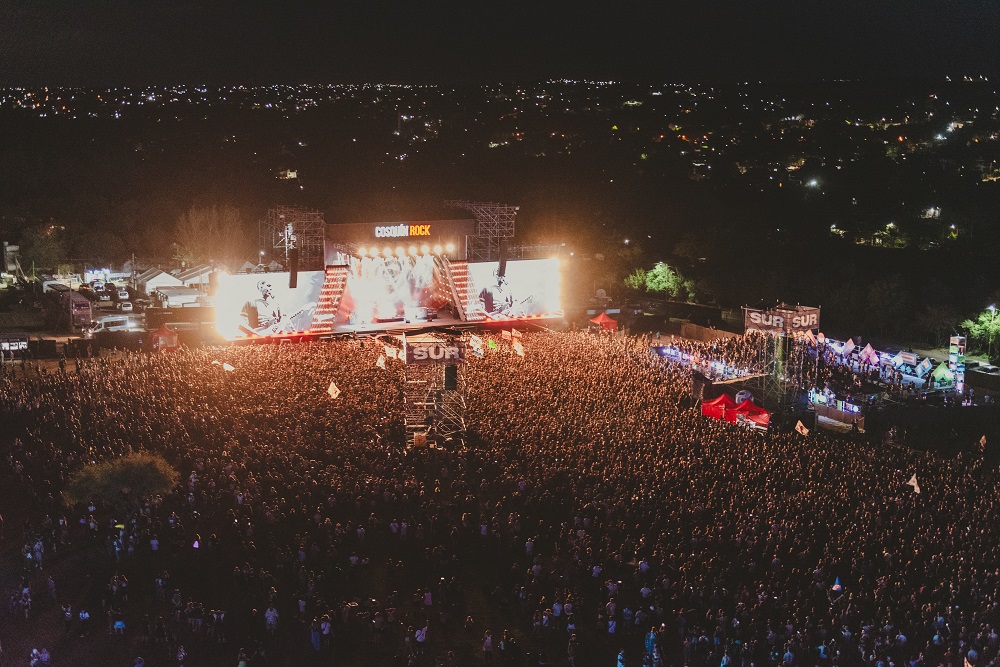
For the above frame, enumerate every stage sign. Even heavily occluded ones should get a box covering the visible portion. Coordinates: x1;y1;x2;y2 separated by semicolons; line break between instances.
465;258;562;321
405;340;466;364
215;271;324;339
744;305;820;334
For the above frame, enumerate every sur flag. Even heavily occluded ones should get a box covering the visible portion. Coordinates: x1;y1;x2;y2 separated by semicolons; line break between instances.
501;330;512;341
469;333;484;350
376;355;386;370
511;328;522;339
327;381;342;400
512;339;525;357
803;330;817;346
222;363;236;372
487;339;499;350
795;420;810;436
843;338;856;355
906;474;921;494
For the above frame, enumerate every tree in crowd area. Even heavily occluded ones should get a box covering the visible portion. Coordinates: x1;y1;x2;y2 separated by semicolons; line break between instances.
962;307;1000;363
64;452;179;513
624;268;647;291
175;205;254;267
624;262;696;301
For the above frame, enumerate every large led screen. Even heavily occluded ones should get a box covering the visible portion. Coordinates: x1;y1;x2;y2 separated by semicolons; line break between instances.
336;255;454;324
215;271;324;339
465;258;562;321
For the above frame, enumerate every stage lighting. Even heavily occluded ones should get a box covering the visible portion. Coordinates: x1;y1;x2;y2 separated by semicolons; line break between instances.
395;247;405;257
357;247;367;257
421;244;430;254
383;247;392;257
409;246;417;256
445;243;455;252
433;244;443;254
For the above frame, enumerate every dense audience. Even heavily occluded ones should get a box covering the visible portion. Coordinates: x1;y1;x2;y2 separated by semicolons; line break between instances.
0;331;998;667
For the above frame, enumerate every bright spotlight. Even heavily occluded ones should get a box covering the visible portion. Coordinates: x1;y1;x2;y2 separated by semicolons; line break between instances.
433;244;443;254
408;246;418;256
383;247;392;257
357;247;367;257
395;247;405;257
445;242;455;253
421;244;430;254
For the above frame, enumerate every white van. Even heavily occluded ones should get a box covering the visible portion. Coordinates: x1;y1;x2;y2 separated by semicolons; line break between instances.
89;315;133;334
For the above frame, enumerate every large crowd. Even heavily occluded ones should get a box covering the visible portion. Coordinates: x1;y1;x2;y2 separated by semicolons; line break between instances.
1;331;999;667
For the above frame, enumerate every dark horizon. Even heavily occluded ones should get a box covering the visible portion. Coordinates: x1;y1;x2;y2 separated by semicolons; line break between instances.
1;0;999;87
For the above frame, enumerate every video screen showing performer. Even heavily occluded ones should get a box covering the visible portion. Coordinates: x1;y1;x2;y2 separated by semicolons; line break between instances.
467;259;562;320
215;271;325;339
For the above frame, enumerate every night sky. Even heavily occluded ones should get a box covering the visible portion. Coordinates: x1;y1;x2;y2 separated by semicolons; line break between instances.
0;0;998;85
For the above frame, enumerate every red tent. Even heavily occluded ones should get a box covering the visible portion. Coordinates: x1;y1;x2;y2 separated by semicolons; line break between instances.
590;312;618;331
701;393;737;420
726;399;770;428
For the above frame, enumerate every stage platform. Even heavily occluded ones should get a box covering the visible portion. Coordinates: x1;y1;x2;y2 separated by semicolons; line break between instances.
329;316;475;337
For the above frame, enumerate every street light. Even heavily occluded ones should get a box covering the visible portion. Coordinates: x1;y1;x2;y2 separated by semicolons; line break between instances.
989;304;997;361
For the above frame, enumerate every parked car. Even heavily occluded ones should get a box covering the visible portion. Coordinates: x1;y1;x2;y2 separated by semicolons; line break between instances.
116;301;133;313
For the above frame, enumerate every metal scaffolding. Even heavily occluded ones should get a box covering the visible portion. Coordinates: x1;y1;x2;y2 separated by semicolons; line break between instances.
444;201;518;262
260;206;326;270
403;363;467;448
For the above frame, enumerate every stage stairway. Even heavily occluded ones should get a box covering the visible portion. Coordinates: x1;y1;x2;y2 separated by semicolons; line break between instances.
442;258;484;322
312;264;348;334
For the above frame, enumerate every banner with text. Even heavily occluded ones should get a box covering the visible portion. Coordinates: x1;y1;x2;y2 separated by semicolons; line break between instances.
744;306;820;334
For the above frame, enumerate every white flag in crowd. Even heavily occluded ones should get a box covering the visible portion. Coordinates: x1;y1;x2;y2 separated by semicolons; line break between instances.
843;338;856;355
384;346;397;360
469;333;484;350
376;355;386;370
501;330;512;341
327;382;341;400
222;363;235;372
511;328;522;339
211;360;221;366
906;474;921;494
512;340;524;357
795;420;810;436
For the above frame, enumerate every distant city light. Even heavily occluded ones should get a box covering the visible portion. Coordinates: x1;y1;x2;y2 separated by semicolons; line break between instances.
806;179;820;188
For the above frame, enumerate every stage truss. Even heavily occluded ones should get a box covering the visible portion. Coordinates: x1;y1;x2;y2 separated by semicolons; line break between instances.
260;206;326;271
403;358;467;448
444;200;518;262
